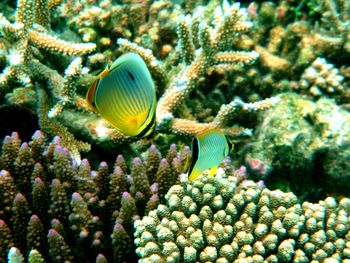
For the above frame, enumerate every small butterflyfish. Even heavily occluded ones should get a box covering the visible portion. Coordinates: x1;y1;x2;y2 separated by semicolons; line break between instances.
86;53;156;137
188;130;233;181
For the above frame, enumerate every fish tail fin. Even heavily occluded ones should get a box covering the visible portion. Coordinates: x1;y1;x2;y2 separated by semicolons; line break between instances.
209;166;217;176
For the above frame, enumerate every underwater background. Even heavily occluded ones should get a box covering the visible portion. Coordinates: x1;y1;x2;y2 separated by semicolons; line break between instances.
0;0;349;262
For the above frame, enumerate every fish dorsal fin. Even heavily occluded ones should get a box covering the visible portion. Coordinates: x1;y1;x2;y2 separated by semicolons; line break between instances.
86;78;99;111
99;66;109;78
89;64;109;76
86;66;109;111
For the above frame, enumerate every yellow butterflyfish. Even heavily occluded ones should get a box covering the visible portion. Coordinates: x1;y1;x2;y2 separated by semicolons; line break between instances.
188;130;233;181
86;53;156;137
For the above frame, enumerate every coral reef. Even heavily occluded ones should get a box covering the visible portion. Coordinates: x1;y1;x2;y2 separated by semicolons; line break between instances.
1;0;278;161
0;131;190;262
135;172;350;262
0;0;349;261
3;130;349;262
0;0;96;161
250;0;349;69
217;0;350;106
56;0;180;67
244;93;350;198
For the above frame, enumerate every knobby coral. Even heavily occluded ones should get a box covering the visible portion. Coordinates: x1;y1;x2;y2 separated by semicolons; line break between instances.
135;173;350;262
250;0;349;72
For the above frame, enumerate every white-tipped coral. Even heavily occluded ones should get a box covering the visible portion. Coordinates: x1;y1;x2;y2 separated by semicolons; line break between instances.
135;172;350;262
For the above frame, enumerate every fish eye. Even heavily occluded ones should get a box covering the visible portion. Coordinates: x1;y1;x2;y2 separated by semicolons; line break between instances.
127;71;135;81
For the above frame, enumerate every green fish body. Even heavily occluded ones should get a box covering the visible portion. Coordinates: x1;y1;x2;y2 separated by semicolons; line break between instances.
188;130;233;181
86;53;156;137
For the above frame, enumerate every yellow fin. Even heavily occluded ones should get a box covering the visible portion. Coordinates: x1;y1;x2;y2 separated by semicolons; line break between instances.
127;111;148;135
189;169;201;181
209;166;217;176
98;66;109;78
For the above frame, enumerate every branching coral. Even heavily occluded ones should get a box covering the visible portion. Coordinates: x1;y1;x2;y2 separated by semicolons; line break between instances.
135;172;350;262
0;0;279;160
0;0;96;90
0;0;96;161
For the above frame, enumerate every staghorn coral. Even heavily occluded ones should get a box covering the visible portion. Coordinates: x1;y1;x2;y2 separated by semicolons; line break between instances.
134;172;350;262
56;0;273;150
0;130;189;262
0;0;95;161
2;0;279;160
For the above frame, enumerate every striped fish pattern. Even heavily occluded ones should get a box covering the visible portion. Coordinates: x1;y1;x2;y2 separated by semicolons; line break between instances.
188;130;233;181
86;53;156;137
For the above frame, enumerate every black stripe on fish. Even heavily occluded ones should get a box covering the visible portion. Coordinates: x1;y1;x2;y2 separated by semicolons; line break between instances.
127;70;135;82
137;111;156;138
187;137;199;176
225;136;233;152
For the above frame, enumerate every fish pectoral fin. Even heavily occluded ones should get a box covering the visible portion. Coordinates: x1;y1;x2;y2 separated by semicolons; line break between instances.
209;166;217;176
